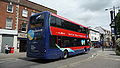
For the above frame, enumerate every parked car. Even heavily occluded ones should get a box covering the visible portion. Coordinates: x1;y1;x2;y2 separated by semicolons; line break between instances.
92;42;101;48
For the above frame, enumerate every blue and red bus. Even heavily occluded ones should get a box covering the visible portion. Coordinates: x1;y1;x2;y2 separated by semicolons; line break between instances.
27;11;90;59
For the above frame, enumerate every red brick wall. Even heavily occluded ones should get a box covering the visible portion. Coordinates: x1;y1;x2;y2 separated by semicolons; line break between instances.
0;0;57;31
18;5;42;31
0;1;16;30
0;1;8;29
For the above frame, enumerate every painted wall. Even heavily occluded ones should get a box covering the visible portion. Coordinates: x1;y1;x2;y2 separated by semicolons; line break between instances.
0;35;2;53
13;36;18;53
0;29;17;53
89;30;101;42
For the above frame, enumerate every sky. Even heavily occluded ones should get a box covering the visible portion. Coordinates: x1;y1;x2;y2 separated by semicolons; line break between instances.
29;0;120;30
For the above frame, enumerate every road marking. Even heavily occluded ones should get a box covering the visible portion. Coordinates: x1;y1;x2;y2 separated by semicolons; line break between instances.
104;58;120;61
57;50;119;68
57;52;99;68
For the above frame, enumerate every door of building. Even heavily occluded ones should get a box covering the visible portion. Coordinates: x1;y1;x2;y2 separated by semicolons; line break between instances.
19;39;27;52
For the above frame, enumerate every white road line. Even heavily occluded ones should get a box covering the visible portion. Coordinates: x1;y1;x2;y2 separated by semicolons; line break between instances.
104;57;120;61
57;52;99;68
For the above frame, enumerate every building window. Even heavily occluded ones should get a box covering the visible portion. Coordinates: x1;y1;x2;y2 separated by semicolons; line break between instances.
7;4;13;13
6;18;13;29
21;23;27;31
22;10;28;17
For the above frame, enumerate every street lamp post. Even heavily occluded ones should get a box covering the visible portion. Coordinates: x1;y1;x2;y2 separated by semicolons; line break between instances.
111;7;116;48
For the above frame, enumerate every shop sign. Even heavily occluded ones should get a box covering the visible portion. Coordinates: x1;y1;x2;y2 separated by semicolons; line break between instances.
18;33;27;38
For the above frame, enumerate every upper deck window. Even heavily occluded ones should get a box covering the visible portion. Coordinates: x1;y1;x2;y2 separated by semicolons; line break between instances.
30;14;44;28
50;15;88;34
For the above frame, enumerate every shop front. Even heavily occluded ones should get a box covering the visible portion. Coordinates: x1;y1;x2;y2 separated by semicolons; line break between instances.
0;29;17;53
18;33;27;52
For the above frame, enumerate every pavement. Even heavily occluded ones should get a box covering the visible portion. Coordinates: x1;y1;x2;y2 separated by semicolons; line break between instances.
0;52;26;60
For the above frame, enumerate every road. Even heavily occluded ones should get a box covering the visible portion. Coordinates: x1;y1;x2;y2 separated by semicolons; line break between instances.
0;48;120;68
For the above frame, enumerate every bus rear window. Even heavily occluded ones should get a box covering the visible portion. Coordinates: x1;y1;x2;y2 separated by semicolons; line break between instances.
30;14;44;28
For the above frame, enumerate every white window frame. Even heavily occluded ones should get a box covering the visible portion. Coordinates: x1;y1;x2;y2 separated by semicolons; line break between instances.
22;10;28;17
21;23;27;32
7;4;13;13
6;18;13;29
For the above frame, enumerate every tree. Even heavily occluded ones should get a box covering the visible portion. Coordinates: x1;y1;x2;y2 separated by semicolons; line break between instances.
114;10;120;55
115;38;120;55
115;10;120;35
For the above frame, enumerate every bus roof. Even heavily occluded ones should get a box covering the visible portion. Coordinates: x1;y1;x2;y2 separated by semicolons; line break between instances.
51;13;88;29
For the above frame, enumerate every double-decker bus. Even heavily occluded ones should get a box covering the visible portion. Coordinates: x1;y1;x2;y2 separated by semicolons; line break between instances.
27;11;90;59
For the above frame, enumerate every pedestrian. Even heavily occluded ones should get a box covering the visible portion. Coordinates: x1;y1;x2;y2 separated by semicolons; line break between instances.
100;42;104;51
5;44;9;54
102;45;104;51
109;42;113;48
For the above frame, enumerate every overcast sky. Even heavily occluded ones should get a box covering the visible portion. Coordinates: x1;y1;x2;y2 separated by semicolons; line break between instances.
29;0;120;30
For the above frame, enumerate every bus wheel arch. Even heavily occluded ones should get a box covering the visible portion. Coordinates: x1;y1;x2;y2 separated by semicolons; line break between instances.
84;47;87;51
84;47;88;53
63;50;68;59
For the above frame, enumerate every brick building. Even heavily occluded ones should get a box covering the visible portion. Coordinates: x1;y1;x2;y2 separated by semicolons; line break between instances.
0;0;57;53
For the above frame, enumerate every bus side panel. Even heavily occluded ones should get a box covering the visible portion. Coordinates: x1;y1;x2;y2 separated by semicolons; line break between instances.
43;12;63;59
66;47;90;56
45;49;63;59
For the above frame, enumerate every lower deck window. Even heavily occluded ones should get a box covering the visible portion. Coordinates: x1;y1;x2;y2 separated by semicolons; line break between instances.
49;35;89;48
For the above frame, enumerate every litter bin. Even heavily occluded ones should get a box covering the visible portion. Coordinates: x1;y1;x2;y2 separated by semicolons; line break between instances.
10;47;14;53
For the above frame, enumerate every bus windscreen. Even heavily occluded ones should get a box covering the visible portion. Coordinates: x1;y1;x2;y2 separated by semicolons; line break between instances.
30;14;44;28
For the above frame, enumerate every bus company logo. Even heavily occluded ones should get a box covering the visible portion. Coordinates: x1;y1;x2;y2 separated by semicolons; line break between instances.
28;30;34;40
81;40;85;45
31;45;36;50
34;29;43;32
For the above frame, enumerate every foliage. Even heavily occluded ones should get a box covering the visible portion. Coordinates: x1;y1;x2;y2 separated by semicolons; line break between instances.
115;11;120;35
115;11;120;55
115;38;120;55
116;38;120;47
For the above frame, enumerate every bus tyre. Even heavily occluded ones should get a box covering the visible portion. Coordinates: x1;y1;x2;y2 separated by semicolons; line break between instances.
84;48;88;53
63;50;68;59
